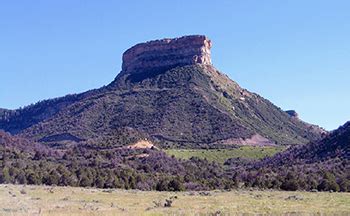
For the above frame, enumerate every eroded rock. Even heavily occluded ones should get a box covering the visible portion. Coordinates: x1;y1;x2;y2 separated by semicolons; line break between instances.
121;35;212;75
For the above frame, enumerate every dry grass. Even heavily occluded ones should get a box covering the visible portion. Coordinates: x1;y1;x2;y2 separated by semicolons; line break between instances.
0;184;349;215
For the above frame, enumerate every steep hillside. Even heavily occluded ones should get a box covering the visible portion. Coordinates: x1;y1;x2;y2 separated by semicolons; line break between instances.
232;122;350;191
16;64;324;148
0;35;324;148
263;121;350;166
0;88;110;134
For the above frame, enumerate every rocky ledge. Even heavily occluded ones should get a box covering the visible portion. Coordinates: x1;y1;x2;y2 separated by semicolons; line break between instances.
121;35;212;75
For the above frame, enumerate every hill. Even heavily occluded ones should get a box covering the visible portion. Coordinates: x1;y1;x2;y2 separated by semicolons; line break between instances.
0;35;324;148
267;121;350;165
231;121;350;191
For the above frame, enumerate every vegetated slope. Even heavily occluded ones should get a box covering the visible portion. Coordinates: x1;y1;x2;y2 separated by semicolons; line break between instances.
0;130;57;171
266;121;350;165
0;130;45;154
0;135;232;191
0;88;109;134
232;122;350;192
0;108;8;115
0;123;347;192
0;65;323;148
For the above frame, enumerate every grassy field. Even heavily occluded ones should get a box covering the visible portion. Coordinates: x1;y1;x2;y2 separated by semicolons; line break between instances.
0;184;349;216
165;146;285;164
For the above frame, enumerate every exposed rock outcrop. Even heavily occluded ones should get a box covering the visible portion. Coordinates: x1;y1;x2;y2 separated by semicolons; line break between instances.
121;35;212;75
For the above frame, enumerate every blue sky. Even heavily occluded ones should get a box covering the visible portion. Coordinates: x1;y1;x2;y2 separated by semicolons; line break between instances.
0;0;349;130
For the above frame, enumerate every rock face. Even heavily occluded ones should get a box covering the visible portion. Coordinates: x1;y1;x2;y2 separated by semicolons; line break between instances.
121;35;212;75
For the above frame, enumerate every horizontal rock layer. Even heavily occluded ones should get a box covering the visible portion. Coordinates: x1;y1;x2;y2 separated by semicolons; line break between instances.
121;35;212;75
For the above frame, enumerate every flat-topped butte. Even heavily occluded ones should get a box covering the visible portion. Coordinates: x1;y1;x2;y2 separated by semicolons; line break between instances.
121;35;212;75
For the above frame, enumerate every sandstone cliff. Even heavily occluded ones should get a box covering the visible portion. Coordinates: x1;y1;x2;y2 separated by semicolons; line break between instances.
121;35;212;75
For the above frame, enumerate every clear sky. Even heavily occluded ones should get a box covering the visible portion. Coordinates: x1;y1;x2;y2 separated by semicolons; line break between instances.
0;0;349;130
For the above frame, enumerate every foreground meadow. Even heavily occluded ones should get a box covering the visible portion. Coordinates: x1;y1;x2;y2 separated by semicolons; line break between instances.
0;184;349;216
